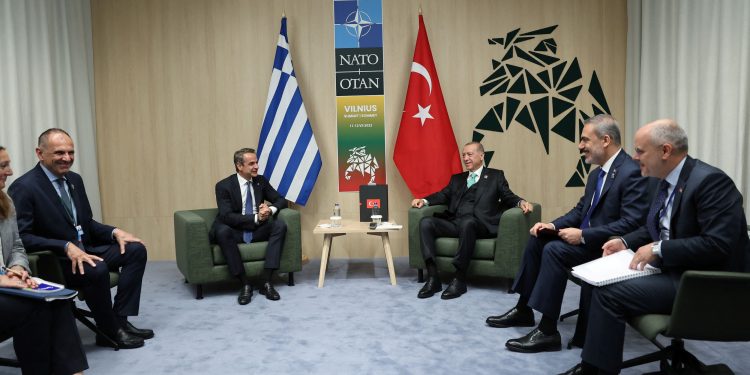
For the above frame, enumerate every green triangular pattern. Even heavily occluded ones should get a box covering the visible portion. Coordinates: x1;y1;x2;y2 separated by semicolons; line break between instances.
508;75;527;94
559;85;582;102
588;71;611;113
525;71;547;94
557;58;582;90
552;97;574;117
552;108;577;142
484;150;494;166
530;97;550;153
514;105;536;133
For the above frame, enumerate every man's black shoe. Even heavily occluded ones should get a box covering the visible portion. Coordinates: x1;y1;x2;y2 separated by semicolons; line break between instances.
96;328;145;349
417;276;442;298
238;284;253;305
505;328;562;353
259;282;280;301
121;320;154;339
558;362;599;375
440;278;467;300
486;307;535;328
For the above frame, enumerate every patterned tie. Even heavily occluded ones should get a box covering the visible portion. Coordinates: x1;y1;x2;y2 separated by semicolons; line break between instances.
55;178;75;222
647;180;670;241
580;169;606;230
467;172;478;188
243;181;255;243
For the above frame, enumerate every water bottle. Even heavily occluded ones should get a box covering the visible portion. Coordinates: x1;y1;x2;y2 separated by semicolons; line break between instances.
333;203;341;217
371;202;381;225
331;203;342;227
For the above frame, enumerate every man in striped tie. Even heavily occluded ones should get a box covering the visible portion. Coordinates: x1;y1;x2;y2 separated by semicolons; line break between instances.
487;115;651;354
211;148;287;305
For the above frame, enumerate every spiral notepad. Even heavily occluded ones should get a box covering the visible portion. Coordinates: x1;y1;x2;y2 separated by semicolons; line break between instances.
571;249;661;286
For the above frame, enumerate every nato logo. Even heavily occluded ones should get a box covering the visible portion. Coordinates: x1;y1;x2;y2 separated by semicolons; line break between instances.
334;0;383;48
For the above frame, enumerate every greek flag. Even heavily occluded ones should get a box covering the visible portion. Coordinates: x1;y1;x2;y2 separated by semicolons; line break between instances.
257;17;322;206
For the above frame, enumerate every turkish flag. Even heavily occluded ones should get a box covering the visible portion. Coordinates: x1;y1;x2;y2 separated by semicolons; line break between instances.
393;15;462;198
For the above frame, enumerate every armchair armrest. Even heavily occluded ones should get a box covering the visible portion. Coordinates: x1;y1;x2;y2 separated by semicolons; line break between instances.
493;203;542;273
277;208;302;273
174;210;215;283
408;205;447;269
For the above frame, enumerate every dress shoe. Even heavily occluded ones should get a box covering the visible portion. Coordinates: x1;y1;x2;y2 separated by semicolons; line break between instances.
259;282;280;301
505;328;562;353
486;307;535;328
417;276;442;298
557;363;599;375
121;320;155;339
440;278;467;300
96;328;145;349
238;284;253;305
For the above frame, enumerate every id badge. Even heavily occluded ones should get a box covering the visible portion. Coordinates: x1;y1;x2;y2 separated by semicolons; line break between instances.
76;225;84;242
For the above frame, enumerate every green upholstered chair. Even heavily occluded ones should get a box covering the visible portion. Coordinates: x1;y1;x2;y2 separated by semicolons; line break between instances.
174;208;301;299
28;250;123;349
408;203;541;283
620;270;750;373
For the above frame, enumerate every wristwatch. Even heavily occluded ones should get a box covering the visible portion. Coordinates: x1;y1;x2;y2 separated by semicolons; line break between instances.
651;241;662;257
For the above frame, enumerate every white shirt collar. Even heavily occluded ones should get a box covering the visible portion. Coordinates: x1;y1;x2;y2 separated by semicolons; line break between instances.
664;156;687;189
600;148;622;174
469;165;484;178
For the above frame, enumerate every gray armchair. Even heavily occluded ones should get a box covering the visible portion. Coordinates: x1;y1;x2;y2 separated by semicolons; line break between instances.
174;208;301;299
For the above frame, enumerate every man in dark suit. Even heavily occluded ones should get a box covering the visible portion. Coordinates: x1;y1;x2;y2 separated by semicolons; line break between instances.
9;128;153;349
211;147;287;305
411;141;533;300
559;119;749;375
486;114;651;353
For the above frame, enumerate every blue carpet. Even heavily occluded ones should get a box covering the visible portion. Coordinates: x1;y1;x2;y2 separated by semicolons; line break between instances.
0;258;748;374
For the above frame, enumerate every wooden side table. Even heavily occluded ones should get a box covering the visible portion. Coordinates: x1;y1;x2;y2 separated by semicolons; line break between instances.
312;219;400;287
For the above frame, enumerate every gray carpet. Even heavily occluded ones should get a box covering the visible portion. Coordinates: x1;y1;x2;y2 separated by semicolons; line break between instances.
0;258;748;374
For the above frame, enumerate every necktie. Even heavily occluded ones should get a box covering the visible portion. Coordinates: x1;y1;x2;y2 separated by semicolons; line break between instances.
647;180;670;241
55;178;75;223
467;172;478;188
243;181;255;243
580;169;606;230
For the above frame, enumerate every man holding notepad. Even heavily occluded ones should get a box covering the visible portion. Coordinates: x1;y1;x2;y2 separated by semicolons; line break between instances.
486;114;651;353
559;119;749;375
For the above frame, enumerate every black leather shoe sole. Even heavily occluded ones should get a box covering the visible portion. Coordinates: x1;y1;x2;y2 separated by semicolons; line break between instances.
124;328;155;340
417;279;442;299
96;336;144;349
485;307;535;328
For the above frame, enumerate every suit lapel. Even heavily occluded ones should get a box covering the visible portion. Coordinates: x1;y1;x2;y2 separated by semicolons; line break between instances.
473;170;489;202
669;157;695;232
34;165;75;226
598;151;626;203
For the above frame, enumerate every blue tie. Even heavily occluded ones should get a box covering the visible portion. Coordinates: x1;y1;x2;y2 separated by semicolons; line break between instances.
243;181;254;243
647;180;670;241
580;169;606;230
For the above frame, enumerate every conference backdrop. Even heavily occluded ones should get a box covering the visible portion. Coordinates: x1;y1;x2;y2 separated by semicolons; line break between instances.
90;0;627;260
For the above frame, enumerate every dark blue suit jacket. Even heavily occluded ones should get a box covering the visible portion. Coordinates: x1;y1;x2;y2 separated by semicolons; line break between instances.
212;174;287;233
552;150;651;252
622;156;748;273
8;163;115;257
424;167;523;236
